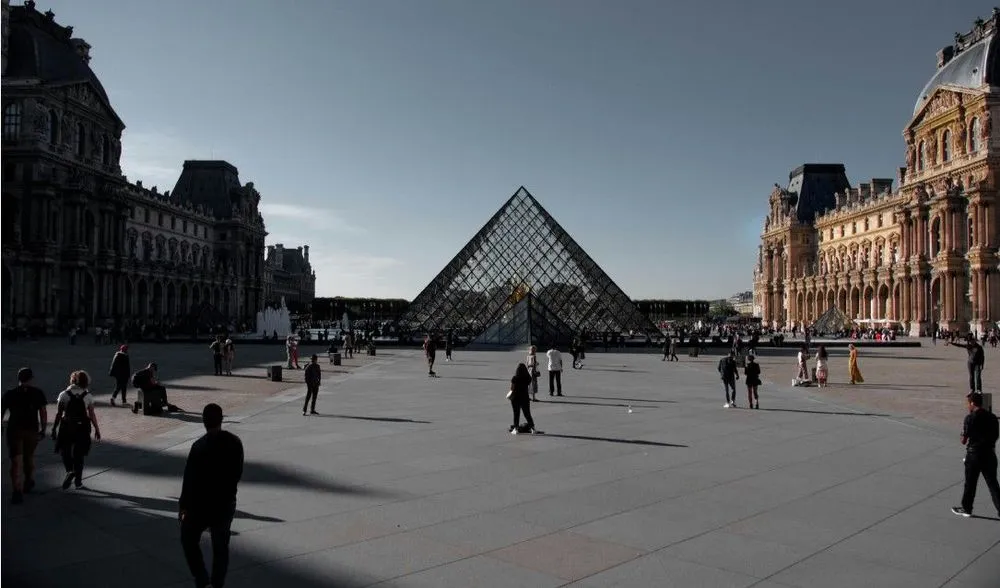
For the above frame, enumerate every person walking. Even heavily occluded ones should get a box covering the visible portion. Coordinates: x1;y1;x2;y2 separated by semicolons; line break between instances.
744;355;761;409
815;345;829;387
445;330;454;362
210;336;224;375
796;344;809;383
423;334;437;376
952;392;1000;518
948;334;986;394
507;363;537;434
526;345;540;402
108;345;131;406
848;343;864;384
546;346;563;396
303;354;321;416
179;403;244;588
52;371;101;490
223;339;235;376
2;368;48;504
718;350;740;408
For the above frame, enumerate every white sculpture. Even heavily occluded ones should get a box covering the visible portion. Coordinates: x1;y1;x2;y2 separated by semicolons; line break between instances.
256;296;292;337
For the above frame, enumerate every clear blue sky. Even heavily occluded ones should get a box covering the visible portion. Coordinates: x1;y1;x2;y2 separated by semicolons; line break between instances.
40;0;989;299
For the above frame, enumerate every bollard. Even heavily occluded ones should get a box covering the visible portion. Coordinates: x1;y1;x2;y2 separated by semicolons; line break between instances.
333;352;342;366
267;365;283;382
984;392;994;413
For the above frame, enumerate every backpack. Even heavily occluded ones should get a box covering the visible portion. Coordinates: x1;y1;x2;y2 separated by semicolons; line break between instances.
63;390;90;432
131;370;142;388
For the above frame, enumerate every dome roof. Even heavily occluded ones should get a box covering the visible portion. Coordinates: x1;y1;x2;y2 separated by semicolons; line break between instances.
913;14;1000;115
4;3;119;122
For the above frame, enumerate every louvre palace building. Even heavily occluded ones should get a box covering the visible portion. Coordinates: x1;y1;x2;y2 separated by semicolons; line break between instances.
754;10;1000;336
1;1;271;333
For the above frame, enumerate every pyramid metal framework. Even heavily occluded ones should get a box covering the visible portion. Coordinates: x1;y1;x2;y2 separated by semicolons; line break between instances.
397;187;658;346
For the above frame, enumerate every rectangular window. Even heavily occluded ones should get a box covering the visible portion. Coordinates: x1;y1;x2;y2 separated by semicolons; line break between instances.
171;217;176;230
877;214;884;228
183;220;188;233
158;213;163;227
144;209;150;223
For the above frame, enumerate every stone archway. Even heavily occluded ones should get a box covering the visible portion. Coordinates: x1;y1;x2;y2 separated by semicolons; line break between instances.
850;287;861;320
877;284;890;321
796;291;805;324
180;283;189;316
136;279;148;317
2;262;12;322
930;278;942;323
826;290;835;313
806;291;815;323
166;282;177;318
863;286;875;320
152;282;163;318
838;289;848;314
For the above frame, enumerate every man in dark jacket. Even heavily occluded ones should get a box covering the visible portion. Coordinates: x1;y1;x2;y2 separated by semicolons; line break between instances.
718;350;740;408
952;393;1000;518
108;345;131;407
131;362;169;415
180;403;244;588
303;354;321;415
948;335;986;393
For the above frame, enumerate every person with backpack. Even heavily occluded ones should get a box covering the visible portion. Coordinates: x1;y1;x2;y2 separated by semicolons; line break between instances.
718;350;740;408
108;345;131;407
52;370;101;490
2;367;48;504
210;336;224;376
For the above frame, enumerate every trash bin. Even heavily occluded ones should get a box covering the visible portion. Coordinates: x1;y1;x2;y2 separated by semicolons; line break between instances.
332;352;341;366
984;392;994;413
267;365;283;382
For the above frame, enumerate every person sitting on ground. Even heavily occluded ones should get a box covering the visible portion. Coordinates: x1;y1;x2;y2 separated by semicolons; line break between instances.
131;362;172;415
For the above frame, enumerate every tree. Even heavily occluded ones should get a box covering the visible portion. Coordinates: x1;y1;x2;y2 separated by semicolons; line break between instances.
708;300;738;319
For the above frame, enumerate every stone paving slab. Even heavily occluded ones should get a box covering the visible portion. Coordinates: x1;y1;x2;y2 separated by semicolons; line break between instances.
2;344;1000;587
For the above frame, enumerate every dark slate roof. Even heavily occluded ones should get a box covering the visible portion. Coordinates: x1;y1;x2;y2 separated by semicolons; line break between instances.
785;164;851;224
169;160;242;219
5;3;120;124
914;15;1000;114
280;249;308;275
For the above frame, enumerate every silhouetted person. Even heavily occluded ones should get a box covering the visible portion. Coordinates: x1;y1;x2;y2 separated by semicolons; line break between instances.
718;350;740;408
108;345;131;406
2;368;47;504
948;335;986;393
508;363;536;434
180;403;244;588
303;354;321;415
424;334;437;376
952;393;1000;518
52;370;101;490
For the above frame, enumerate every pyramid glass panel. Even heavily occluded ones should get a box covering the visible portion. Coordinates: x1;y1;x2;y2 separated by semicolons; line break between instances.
398;187;659;345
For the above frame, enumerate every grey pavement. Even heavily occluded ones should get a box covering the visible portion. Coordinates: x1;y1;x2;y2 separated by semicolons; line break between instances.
2;346;999;587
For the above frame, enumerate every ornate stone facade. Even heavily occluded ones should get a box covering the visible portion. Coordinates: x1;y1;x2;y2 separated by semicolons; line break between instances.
263;243;316;312
753;11;1000;336
1;2;267;332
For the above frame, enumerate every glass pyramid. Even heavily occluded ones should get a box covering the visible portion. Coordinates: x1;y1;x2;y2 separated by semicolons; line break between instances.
398;187;658;346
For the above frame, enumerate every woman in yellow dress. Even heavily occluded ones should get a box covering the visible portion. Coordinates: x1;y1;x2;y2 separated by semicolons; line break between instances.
848;343;864;384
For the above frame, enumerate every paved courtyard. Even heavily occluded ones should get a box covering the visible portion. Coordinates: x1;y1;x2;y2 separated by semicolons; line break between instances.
2;341;999;587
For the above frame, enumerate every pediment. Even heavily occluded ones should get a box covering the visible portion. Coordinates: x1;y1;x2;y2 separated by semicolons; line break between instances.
907;86;979;132
54;81;124;127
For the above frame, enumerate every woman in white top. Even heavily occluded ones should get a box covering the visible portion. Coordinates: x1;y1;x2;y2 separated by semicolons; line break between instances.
52;370;101;490
526;346;539;402
814;345;829;387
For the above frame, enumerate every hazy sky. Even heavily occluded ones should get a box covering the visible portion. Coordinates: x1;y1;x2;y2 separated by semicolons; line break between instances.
38;0;990;299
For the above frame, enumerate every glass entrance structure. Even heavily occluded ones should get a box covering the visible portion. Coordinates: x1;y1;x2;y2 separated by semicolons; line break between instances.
397;187;658;346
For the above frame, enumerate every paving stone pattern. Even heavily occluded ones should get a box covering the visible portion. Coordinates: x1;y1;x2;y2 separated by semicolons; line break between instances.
2;341;999;587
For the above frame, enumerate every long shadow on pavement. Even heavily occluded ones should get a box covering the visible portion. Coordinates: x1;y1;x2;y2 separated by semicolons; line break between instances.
759;407;894;418
543;433;688;448
311;413;432;424
537;398;657;409
570;394;677;404
3;439;401;588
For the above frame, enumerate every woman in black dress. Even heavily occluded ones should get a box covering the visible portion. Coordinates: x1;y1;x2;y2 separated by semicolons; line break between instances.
508;363;536;434
744;355;762;409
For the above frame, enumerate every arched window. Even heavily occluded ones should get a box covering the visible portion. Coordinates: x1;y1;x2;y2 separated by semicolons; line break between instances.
969;118;982;153
968;215;975;249
76;122;86;156
917;140;926;170
931;217;942;256
3;102;22;140
101;135;111;164
941;129;952;162
47;109;59;144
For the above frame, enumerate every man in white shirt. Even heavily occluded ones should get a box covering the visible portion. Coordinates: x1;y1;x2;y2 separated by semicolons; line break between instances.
546;346;564;397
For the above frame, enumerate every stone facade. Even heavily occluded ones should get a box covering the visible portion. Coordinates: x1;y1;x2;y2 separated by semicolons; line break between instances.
263;243;315;312
754;11;1000;336
1;2;267;332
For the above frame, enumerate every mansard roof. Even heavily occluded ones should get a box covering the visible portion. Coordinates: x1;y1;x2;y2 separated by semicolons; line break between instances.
169;160;242;219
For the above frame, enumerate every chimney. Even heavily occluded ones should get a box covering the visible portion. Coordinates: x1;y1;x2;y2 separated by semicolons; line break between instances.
70;38;91;64
872;178;893;194
303;245;309;263
937;45;954;68
274;244;284;269
266;245;275;260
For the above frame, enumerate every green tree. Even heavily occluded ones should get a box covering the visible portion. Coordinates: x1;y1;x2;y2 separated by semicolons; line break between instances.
708;300;738;319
